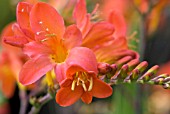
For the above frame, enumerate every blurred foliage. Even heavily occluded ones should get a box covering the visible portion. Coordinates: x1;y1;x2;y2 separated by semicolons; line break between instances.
0;0;16;32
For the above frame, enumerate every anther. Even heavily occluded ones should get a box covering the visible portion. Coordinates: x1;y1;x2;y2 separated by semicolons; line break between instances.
41;38;48;42
82;83;87;91
77;78;80;86
39;21;43;24
88;77;93;91
46;28;49;31
71;80;76;91
36;31;44;35
21;9;24;12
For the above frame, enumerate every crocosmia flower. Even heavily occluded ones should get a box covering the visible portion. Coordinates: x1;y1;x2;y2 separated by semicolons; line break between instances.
73;0;139;64
18;2;86;85
56;47;112;106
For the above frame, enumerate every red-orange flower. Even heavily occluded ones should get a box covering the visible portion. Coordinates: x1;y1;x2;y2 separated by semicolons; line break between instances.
56;47;112;106
17;2;95;86
0;23;25;98
0;51;16;98
73;0;139;63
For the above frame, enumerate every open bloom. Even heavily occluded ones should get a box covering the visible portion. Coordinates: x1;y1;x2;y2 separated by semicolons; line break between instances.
17;2;94;85
73;0;139;64
56;47;112;106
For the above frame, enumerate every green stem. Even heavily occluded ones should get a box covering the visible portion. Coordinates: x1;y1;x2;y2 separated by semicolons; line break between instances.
28;93;53;114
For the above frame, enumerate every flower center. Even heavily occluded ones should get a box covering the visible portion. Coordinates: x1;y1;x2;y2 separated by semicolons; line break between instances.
71;72;93;92
44;36;68;63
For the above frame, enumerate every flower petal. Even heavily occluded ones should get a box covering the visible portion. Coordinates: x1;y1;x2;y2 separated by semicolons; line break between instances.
23;41;53;58
30;2;65;41
82;22;115;48
19;55;54;85
94;36;128;63
81;92;92;104
91;79;112;98
108;10;126;37
17;2;34;39
54;63;67;83
66;47;98;76
56;86;83;107
63;24;82;50
2;23;29;47
73;0;87;31
60;78;72;87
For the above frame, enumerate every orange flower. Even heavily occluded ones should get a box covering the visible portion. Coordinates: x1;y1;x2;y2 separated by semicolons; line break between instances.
0;51;16;98
56;47;112;106
73;0;139;63
0;23;24;98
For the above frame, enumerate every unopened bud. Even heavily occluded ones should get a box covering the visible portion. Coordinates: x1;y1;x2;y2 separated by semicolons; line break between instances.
120;64;129;79
98;63;112;75
139;65;159;82
132;69;140;80
155;78;164;85
150;74;169;82
111;65;128;83
127;59;140;71
134;61;148;73
116;56;132;68
110;64;117;74
163;83;170;89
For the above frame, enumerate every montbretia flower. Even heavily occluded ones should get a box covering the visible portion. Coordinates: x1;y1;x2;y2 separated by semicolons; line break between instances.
18;2;86;85
56;47;112;106
0;51;17;98
2;2;37;47
73;0;139;64
0;23;32;98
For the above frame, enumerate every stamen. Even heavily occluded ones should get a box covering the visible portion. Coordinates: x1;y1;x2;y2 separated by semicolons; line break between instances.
75;72;79;77
41;38;48;42
46;28;49;31
39;21;43;24
21;8;24;12
88;77;93;91
83;72;87;76
36;31;44;35
77;78;80;86
45;33;56;37
71;80;76;91
82;83;87;91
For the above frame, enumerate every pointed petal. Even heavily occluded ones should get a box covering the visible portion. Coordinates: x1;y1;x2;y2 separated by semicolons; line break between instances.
91;79;112;98
108;10;126;37
19;55;54;85
82;22;115;48
30;2;65;41
56;86;83;107
63;24;82;49
60;78;72;87
73;0;87;30
81;92;92;104
2;23;29;47
66;47;98;76
23;41;53;58
17;2;34;39
54;63;67;83
94;36;128;63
